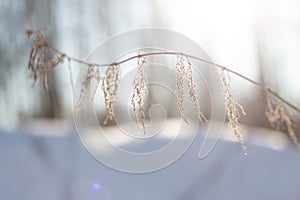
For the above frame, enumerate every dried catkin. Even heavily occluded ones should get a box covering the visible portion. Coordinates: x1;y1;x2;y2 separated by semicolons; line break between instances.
75;65;95;109
175;55;188;122
185;56;207;123
102;64;120;125
131;56;148;135
43;54;66;90
175;55;207;124
26;30;65;90
26;30;47;83
220;69;247;154
265;92;300;149
75;65;103;111
90;67;101;101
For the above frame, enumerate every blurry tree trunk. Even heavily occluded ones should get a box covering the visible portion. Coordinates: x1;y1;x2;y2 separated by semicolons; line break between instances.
39;75;62;118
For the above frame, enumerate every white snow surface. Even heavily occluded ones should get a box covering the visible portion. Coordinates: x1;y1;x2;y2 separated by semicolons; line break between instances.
1;121;300;200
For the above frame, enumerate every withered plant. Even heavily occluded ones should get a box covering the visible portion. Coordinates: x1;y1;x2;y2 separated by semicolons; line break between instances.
26;30;300;153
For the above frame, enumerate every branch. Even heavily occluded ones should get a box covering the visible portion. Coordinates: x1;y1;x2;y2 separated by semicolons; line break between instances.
26;29;300;151
42;37;300;115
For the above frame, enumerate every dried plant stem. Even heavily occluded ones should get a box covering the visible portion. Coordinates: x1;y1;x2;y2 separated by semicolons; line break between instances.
220;70;247;154
38;40;300;116
26;30;299;115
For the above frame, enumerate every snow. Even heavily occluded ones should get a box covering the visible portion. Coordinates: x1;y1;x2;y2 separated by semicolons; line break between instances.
1;121;300;200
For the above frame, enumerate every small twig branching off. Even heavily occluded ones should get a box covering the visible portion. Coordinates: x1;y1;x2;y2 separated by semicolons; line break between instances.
26;29;300;152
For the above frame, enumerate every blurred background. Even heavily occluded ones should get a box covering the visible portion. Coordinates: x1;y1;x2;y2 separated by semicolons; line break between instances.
1;0;300;199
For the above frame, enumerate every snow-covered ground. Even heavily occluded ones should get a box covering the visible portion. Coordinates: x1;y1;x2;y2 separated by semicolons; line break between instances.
1;120;300;200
